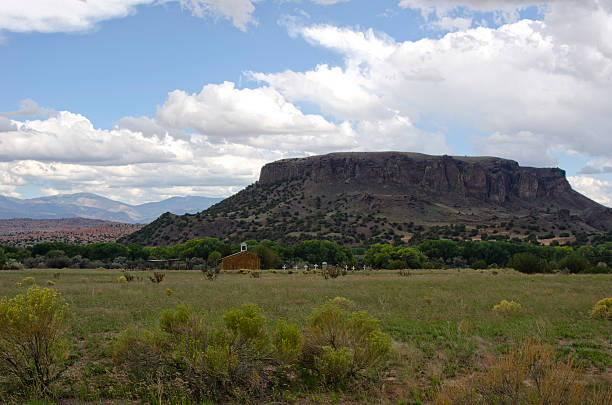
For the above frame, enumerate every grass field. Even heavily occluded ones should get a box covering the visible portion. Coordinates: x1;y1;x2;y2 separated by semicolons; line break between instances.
1;268;611;403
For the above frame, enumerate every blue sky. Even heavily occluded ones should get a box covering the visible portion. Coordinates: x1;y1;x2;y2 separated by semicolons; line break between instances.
1;0;611;206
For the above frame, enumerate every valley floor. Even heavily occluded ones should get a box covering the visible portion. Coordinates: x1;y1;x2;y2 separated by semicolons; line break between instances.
0;268;610;403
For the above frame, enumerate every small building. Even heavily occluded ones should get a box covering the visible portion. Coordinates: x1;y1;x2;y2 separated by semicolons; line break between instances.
221;242;261;270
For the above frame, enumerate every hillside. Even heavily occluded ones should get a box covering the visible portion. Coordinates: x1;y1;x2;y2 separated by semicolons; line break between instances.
0;218;143;246
0;193;222;223
120;152;612;246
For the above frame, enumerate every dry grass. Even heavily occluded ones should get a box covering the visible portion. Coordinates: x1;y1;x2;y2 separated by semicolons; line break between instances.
435;338;612;405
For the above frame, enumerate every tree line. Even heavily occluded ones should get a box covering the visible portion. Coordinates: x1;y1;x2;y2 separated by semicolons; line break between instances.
0;238;610;274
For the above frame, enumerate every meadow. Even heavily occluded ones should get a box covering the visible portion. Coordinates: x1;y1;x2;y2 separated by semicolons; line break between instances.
0;268;610;403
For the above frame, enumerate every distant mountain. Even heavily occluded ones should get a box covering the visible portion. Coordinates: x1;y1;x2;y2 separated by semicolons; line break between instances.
121;152;612;246
0;193;223;223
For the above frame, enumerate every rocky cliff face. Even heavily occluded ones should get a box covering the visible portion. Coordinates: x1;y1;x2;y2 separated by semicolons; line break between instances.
122;152;612;246
259;152;581;206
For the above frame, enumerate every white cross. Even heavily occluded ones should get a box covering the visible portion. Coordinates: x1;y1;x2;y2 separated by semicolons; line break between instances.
294;265;298;270
363;265;366;271
352;266;355;271
345;265;348;271
282;265;287;270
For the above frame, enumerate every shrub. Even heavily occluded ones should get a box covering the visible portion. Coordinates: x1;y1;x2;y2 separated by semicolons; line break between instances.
21;276;35;286
113;303;275;402
471;259;487;270
202;268;217;280
590;298;612;320
166;288;174;296
434;338;611;405
508;252;549;273
223;303;268;352
112;299;393;401
149;272;165;283
117;275;127;284
581;266;612;274
274;319;302;366
558;254;590;273
492;300;522;315
0;286;69;396
301;297;392;389
45;256;71;269
46;280;55;286
3;259;24;270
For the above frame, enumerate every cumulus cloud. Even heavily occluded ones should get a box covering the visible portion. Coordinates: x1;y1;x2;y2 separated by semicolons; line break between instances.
568;176;612;207
0;110;291;204
0;112;189;165
256;3;612;168
0;0;262;33
156;81;357;152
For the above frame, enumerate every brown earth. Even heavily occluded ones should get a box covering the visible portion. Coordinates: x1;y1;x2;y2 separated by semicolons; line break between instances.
0;218;143;246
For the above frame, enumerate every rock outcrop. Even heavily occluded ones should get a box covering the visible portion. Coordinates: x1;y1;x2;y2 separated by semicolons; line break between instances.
260;152;582;206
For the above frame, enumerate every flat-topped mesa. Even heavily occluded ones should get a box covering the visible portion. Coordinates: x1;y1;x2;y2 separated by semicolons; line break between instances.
259;152;572;204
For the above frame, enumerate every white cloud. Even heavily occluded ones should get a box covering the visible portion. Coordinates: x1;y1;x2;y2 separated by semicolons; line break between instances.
0;0;150;33
175;0;262;31
156;81;357;152
0;0;262;34
471;131;558;167
356;115;452;154
0;111;190;165
568;176;612;207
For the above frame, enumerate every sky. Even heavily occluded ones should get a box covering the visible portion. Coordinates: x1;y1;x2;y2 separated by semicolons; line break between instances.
0;0;611;206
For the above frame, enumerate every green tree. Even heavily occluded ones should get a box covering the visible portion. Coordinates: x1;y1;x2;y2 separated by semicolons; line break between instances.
557;253;590;273
207;250;222;269
508;252;549;274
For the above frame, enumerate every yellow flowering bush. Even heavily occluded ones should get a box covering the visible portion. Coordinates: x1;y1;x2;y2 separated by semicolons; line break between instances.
590;298;612;319
493;300;522;315
0;286;69;395
302;297;392;389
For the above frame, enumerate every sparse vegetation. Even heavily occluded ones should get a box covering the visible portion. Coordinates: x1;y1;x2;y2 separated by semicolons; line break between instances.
0;268;609;403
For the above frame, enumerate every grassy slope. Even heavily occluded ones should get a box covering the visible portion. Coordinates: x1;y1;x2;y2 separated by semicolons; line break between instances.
1;269;610;402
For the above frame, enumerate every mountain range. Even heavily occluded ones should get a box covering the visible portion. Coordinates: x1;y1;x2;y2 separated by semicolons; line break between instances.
0;193;223;223
121;152;612;247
